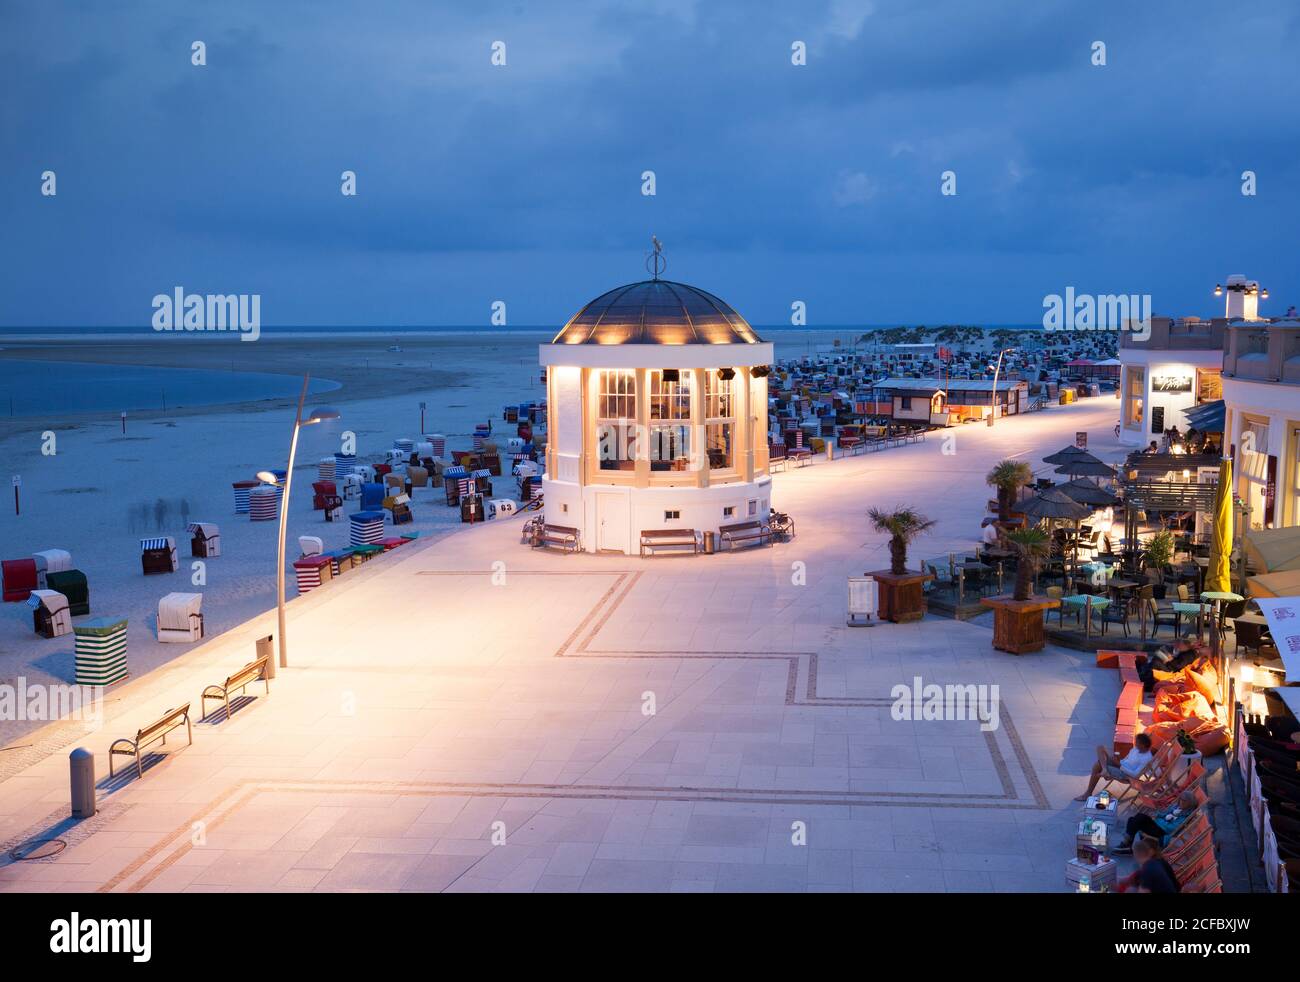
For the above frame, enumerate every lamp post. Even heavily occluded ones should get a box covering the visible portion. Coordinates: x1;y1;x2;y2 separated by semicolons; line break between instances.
988;347;1014;427
257;375;339;673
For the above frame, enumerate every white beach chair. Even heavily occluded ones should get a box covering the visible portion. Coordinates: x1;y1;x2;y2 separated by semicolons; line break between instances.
157;592;204;643
298;535;324;558
32;549;73;590
28;589;72;638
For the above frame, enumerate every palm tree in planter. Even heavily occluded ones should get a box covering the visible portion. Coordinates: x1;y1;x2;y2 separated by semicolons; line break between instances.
987;459;1034;523
981;525;1060;654
1007;526;1051;601
1142;529;1175;599
866;506;936;623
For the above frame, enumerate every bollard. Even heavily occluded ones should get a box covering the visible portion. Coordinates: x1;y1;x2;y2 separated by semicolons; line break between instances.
257;634;276;680
70;747;95;819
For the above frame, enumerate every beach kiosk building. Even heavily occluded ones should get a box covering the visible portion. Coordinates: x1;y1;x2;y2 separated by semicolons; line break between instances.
539;278;775;555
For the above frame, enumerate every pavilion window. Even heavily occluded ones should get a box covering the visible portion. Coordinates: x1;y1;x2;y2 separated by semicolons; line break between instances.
704;370;736;470
649;369;692;470
595;369;637;471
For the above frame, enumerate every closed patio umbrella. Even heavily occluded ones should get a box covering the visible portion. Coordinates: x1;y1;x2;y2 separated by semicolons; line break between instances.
1204;457;1233;595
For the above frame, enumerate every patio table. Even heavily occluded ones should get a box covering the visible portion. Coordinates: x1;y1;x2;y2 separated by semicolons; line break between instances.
1060;594;1109;636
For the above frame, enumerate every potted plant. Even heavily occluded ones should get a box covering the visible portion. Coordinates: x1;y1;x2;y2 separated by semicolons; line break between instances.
1142;529;1175;599
981;526;1060;654
866;506;936;623
986;459;1033;524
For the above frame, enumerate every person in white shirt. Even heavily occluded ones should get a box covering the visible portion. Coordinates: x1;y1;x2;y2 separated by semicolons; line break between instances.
981;522;1001;548
1074;732;1154;801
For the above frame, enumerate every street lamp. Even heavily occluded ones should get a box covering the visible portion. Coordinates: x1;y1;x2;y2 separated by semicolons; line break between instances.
988;348;1014;427
257;375;339;673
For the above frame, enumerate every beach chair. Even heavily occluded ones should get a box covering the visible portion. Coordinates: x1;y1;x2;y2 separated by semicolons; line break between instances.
32;549;72;589
1131;760;1206;815
311;480;337;511
157;592;204;643
28;589;72;638
140;538;178;575
292;555;333;593
342;474;363;500
45;569;89;615
187;522;221;557
360;482;385;511
298;536;324;558
2;558;38;602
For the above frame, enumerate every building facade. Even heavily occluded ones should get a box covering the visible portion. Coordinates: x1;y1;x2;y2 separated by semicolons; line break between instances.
1117;316;1225;447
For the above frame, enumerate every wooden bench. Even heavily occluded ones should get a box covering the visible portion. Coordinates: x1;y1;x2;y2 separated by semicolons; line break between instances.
201;655;272;722
788;446;813;466
537;524;580;553
110;704;192;778
640;528;699;557
719;520;772;551
768;444;789;473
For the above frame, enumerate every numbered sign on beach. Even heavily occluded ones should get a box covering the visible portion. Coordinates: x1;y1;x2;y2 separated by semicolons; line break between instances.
1075;431;1087;450
11;475;20;487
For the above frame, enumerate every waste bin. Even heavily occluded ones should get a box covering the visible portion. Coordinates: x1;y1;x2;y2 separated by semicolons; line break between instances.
703;531;716;554
257;634;275;680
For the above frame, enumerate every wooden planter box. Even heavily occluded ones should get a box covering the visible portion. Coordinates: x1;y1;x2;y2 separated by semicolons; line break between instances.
981;594;1060;654
869;569;933;623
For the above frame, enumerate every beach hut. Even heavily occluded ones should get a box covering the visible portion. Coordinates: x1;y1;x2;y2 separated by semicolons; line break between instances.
298;535;324;557
157;592;204;643
349;510;385;546
32;549;72;589
188;522;221;558
45;569;88;615
232;479;259;514
249;486;279;521
318;456;336;480
293;555;333;593
28;590;72;639
74;616;128;686
140;537;178;574
3;558;38;602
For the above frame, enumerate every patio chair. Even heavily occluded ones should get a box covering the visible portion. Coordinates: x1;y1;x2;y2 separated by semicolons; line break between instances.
1131;760;1206;816
1100;597;1135;637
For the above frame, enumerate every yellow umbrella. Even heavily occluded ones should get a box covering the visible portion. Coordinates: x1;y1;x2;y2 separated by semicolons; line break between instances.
1204;456;1233;594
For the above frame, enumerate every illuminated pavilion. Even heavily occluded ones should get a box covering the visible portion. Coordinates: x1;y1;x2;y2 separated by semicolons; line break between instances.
539;278;775;554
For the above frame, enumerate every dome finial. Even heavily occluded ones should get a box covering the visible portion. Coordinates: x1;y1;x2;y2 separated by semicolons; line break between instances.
645;236;667;280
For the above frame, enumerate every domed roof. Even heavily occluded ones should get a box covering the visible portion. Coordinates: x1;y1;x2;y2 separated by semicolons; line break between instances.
552;280;763;346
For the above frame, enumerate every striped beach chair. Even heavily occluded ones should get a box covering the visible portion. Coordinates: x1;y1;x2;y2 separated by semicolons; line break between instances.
74;617;128;686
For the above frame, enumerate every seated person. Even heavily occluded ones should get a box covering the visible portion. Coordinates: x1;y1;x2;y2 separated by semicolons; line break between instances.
1117;835;1182;893
1075;732;1154;801
1114;790;1198;854
981;522;1001;549
1145;441;1160;454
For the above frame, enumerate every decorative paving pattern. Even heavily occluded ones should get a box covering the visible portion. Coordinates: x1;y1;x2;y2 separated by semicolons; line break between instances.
83;568;1050;892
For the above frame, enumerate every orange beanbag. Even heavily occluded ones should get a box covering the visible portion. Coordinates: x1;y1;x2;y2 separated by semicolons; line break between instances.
1184;666;1221;706
1188;720;1230;756
1153;689;1214;725
1140;721;1186;749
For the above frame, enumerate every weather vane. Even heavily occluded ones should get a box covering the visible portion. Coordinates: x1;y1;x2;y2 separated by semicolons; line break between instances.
645;235;667;280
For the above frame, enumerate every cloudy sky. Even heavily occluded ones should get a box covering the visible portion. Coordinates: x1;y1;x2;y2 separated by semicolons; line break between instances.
2;0;1297;328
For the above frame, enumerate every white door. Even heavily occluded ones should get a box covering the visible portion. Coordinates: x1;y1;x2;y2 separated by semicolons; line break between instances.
596;492;630;553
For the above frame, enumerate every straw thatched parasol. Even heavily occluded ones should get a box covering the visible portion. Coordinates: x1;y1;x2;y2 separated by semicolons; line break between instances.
1054;455;1117;479
1042;445;1091;465
1018;488;1092;522
1057;477;1119;507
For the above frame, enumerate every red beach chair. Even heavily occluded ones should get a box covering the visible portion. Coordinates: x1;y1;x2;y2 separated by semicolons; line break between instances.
2;558;38;602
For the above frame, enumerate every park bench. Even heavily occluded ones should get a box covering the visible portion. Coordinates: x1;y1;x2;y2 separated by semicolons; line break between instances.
719;521;772;551
201;655;272;723
109;704;192;778
768;443;789;472
640;528;699;557
537;524;581;553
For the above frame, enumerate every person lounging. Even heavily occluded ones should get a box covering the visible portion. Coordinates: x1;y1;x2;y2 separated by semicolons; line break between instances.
1116;835;1182;893
1113;790;1198;854
1075;732;1154;801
